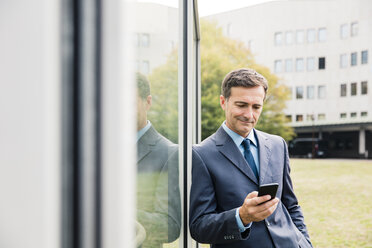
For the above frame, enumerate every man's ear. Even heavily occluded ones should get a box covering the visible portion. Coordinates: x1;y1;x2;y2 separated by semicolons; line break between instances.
146;95;152;110
220;95;226;110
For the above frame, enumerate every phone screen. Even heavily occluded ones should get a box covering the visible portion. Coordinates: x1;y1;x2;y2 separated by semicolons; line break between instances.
258;183;279;201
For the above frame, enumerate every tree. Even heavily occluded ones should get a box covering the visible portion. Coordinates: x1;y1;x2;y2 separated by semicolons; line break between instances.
200;20;295;141
147;50;179;143
147;20;295;143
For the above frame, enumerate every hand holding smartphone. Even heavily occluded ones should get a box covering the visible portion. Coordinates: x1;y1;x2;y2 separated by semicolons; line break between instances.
258;183;278;203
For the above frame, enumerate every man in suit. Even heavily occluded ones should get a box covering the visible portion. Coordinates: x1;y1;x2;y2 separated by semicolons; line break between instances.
136;73;181;248
189;68;312;248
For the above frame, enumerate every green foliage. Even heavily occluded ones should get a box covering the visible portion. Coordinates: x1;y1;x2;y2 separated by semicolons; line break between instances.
147;20;295;143
200;20;295;141
147;50;179;143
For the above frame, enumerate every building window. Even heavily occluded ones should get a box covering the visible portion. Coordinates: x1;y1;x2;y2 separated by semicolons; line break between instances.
285;31;293;45
296;115;303;122
247;40;252;50
285;59;293;72
286;115;292;122
274;32;282;45
361;81;368;95
141;60;150;75
351;22;358;36
296;30;304;44
351;82;357;96
307;85;315;99
361;112;368;117
340;113;347;119
318;85;326;99
318;28;326;42
318;114;326;120
296;58;304;72
140;33;150;47
318;57;325;69
340;84;347;97
361;50;368;64
296;86;304;99
307;57;315;71
306;114;315;121
350;112;357;118
274;60;282;73
351;52;357;66
340;24;348;38
307;29;316;43
340;54;347;68
227;23;232;36
135;33;140;46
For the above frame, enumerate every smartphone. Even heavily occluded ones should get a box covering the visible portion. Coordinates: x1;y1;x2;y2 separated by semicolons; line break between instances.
258;183;279;202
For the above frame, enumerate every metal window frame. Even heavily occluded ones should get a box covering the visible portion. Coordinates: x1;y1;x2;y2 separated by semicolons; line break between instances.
61;0;102;247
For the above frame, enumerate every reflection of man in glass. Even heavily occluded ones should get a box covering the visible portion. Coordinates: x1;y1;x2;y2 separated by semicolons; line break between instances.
136;73;181;248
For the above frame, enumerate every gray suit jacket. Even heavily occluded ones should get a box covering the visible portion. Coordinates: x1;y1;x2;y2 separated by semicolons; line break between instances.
137;126;181;248
190;127;312;248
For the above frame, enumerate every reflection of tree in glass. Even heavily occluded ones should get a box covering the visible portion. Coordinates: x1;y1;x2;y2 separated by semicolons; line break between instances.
136;73;181;248
148;50;179;144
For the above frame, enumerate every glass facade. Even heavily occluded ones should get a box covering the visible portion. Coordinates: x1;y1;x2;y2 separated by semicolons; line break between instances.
296;58;304;71
296;30;304;43
296;86;304;99
285;59;293;72
275;59;282;73
318;85;326;99
340;54;347;68
307;85;315;99
351;82;357;96
361;81;368;95
285;31;293;44
340;24;348;38
307;29;316;43
318;57;326;69
318;28;326;42
275;32;283;45
307;57;315;71
351;52;357;66
340;84;347;97
361;50;368;64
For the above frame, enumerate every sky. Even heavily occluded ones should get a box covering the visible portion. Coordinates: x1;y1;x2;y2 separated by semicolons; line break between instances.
137;0;281;17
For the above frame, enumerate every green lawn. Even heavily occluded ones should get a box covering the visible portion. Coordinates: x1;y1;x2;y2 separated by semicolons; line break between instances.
165;159;372;248
290;159;372;248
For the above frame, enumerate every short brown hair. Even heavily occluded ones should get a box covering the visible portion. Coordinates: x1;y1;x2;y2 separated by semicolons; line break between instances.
137;72;151;99
221;68;268;99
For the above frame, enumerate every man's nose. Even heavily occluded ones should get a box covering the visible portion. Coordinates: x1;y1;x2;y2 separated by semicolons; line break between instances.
244;108;253;119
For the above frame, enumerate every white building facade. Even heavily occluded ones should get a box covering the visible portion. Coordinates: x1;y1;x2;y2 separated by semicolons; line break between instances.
205;0;372;158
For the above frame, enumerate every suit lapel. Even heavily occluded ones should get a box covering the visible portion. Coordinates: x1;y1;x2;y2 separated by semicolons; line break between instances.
215;127;259;185
255;130;272;185
137;126;158;163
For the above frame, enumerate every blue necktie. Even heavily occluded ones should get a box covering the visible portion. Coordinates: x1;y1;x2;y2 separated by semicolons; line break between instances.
242;139;259;180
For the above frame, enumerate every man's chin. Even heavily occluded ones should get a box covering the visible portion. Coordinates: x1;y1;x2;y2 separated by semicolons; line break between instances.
237;126;253;136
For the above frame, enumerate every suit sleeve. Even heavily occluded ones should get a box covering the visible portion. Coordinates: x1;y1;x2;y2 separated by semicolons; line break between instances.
189;148;250;244
137;146;181;245
280;139;313;247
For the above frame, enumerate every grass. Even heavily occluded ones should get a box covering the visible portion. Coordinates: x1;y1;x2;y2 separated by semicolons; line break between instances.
164;159;372;248
290;159;372;248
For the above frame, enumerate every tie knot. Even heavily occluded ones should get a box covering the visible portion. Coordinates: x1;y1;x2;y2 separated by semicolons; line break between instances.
242;139;250;150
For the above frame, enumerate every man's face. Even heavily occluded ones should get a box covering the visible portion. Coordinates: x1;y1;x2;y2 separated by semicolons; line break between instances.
220;86;265;137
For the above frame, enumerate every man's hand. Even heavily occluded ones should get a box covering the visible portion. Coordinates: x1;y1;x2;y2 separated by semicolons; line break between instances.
239;191;279;225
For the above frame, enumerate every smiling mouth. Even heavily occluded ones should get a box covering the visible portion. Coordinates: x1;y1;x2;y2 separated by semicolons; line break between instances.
237;117;254;124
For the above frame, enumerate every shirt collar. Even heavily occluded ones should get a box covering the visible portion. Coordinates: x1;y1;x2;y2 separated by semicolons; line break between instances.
222;121;257;148
137;120;151;141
